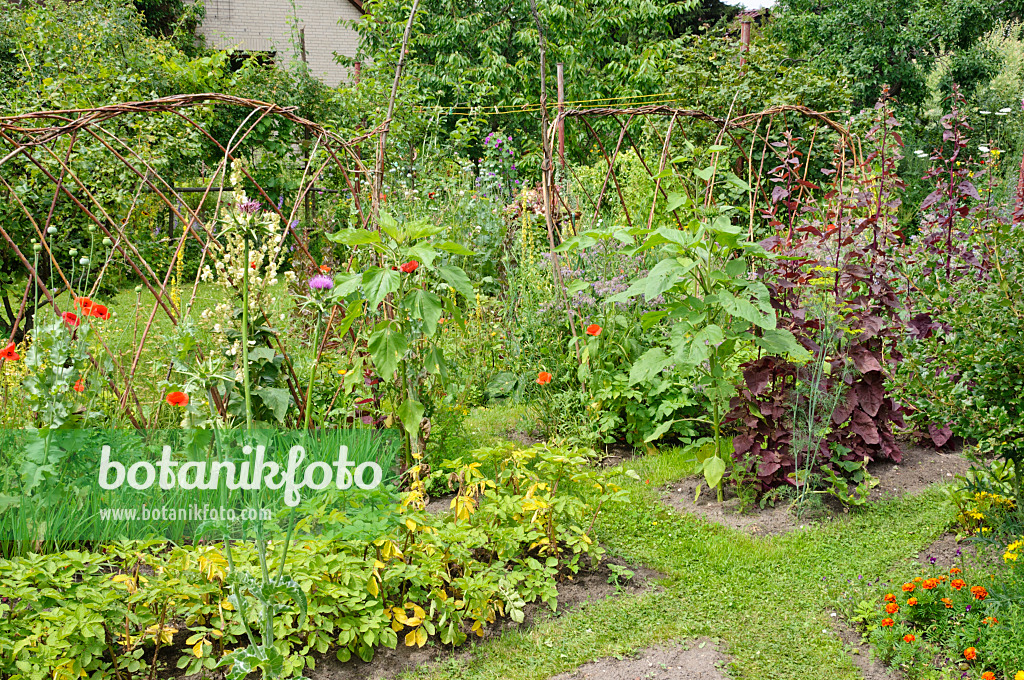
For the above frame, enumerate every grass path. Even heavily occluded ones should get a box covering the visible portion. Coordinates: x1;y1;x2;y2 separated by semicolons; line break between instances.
406;447;955;680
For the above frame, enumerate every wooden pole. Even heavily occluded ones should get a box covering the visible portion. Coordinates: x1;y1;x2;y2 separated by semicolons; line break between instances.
556;62;565;173
740;19;751;66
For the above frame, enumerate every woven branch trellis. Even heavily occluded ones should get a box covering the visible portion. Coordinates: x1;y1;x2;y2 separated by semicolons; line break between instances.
0;93;384;428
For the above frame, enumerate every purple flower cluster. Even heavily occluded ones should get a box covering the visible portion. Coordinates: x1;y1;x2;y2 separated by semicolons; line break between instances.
308;274;334;290
238;199;262;215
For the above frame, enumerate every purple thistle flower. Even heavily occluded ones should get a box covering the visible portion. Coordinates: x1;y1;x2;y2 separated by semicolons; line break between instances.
238;199;262;215
308;274;334;290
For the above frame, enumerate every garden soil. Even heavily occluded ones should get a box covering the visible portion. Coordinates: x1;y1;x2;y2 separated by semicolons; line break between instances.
546;639;731;680
660;442;970;537
833;616;901;680
304;557;664;680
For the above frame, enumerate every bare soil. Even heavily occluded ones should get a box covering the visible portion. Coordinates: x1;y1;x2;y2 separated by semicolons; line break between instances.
546;638;731;680
304;557;664;680
660;442;970;537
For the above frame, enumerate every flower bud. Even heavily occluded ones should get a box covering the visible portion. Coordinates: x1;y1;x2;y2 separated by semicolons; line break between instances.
102;238;113;247
47;226;57;235
79;257;90;265
32;244;42;253
69;248;78;257
88;225;96;233
134;285;143;293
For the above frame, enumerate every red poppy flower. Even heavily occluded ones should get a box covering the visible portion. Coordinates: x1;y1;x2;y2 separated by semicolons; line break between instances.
400;261;420;273
75;296;93;311
964;647;977;660
537;371;552;385
880;618;894;627
0;343;20;361
250;262;257;270
62;312;80;327
586;324;602;337
903;634;915;644
88;304;110;321
73;379;85;393
166;391;189;407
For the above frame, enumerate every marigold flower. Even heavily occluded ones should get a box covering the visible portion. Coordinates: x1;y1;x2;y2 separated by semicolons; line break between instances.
982;673;995;680
586;324;602;336
941;597;952;608
62;312;80;327
400;260;420;273
88;304;110;320
982;616;998;625
537;371;552;385
73;379;85;393
907;597;918;606
964;647;977;660
902;582;915;593
950;567;962;575
166;391;189;407
880;618;894;627
885;602;899;614
0;343;20;361
951;579;966;590
971;586;988;600
1015;671;1024;680
903;634;915;644
922;578;939;590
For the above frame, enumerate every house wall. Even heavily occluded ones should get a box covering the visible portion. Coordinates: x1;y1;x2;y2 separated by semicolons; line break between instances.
198;0;362;86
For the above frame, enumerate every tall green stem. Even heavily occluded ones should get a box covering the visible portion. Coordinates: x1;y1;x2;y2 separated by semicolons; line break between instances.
242;236;253;432
303;316;322;430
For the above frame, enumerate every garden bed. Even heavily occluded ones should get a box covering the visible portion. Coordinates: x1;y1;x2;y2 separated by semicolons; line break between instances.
546;638;731;680
660;443;970;537
305;557;665;680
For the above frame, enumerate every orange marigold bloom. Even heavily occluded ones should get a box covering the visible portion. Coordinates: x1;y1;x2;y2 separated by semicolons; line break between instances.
884;593;897;603
941;598;952;608
73;379;84;393
903;634;915;644
982;673;996;680
922;578;939;590
902;582;915;592
536;371;552;385
880;618;895;627
982;616;998;626
951;579;966;590
971;586;988;600
964;647;977;661
950;567;962;575
907;597;918;606
586;324;602;337
0;342;20;361
166;391;189;407
885;602;899;614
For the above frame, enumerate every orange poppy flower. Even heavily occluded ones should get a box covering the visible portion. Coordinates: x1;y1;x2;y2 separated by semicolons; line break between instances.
88;304;110;321
971;586;988;600
902;582;915;593
400;260;420;273
75;296;93;311
964;647;977;660
586;324;602;336
166;391;189;407
903;634;915;644
0;342;20;361
907;597;918;606
73;379;85;393
951;579;966;590
880;618;894;627
536;371;552;385
62;312;80;327
885;602;899;614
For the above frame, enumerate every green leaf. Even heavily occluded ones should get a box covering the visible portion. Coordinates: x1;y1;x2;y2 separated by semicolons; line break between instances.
643;418;676;442
397;398;425;441
424;346;449;382
379;211;404;243
435;241;475;256
362;267;401;310
405;289;444;336
755;329;812;361
326;229;381;246
716;290;775;330
665;192;689;212
404;220;444;240
367;323;408;382
404;243;438;268
676;324;724;365
253;387;291;423
644;258;683;301
702;455;727;489
437;264;474;299
629;347;669;386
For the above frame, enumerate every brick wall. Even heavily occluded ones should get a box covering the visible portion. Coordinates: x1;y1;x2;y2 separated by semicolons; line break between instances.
198;0;362;86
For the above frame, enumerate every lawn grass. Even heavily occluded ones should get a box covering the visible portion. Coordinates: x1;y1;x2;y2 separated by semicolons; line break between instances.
401;443;955;680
